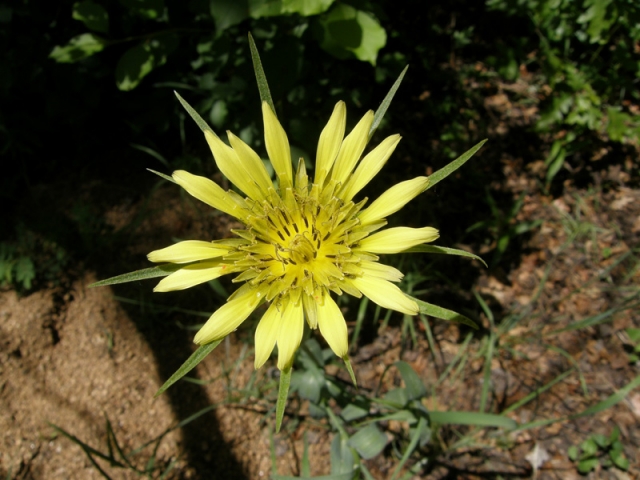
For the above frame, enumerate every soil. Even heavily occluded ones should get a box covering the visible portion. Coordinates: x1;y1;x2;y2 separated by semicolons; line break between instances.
2;101;640;479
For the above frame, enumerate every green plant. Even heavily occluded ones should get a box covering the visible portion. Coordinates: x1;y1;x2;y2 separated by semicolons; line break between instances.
486;0;640;185
567;427;630;474
466;190;542;267
624;328;640;363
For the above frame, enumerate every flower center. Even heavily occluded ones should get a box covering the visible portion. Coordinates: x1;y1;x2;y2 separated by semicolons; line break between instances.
288;233;316;265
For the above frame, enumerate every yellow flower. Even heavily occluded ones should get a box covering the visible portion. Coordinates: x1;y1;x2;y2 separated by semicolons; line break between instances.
148;101;438;371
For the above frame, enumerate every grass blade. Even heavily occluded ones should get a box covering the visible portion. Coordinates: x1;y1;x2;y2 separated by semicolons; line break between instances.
429;411;517;429
369;65;408;139
403;244;487;267
276;367;292;433
147;168;176;184
155;341;222;397
174;91;216;136
409;295;478;329
248;32;275;114
426;139;487;191
89;265;180;287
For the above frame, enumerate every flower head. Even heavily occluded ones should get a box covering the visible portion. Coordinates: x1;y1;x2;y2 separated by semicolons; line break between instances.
148;101;438;371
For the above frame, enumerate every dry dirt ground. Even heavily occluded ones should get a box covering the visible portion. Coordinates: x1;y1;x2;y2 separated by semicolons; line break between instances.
2;171;639;479
2;120;640;478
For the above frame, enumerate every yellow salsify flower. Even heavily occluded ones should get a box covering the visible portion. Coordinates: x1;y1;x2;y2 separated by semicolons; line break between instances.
147;101;438;371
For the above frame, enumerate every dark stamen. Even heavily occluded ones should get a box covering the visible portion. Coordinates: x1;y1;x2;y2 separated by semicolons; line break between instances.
277;231;285;241
283;225;290;237
293;222;299;233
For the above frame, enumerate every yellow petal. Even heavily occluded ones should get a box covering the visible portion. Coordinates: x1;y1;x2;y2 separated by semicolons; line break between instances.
254;302;281;369
339;134;401;201
194;284;266;344
148;240;230;264
360;261;404;282
262;102;292;188
204;130;265;200
357;227;439;254
276;300;304;370
172;170;244;219
227;131;274;194
358;177;430;225
314;101;346;185
350;275;418;315
329;110;374;186
316;292;348;358
154;262;227;292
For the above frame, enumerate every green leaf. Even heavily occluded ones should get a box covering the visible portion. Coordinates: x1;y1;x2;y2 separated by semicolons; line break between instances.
382;387;408;407
429;411;517;429
15;256;35;290
330;433;355;475
89;265;179;287
592;433;609;448
291;367;324;403
577;457;599;473
567;445;579;461
119;0;164;19
276;367;292;433
626;328;640;343
389;416;428;480
340;403;368;422
248;0;283;17
580;438;598;456
426;139;487;191
569;374;640;419
248;33;275;114
347;424;387;460
147;168;176;184
317;4;387;65
49;33;106;63
249;0;334;17
343;356;357;386
115;35;178;91
72;1;109;33
403;244;487;267
408;295;478;329
611;450;629;470
284;0;334;15
155;341;222;396
174;91;215;135
606;107;635;142
369;65;408;140
210;0;248;33
394;361;427;401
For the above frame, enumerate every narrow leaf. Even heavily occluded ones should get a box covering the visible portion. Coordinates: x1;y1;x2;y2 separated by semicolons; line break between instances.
408;295;478;329
426;139;487;190
568;374;640;420
276;367;292;432
248;32;275;114
155;341;222;397
369;65;408;139
389;416;427;480
343;356;357;387
147;168;176;184
89;265;179;287
403;244;487;267
395;361;427;400
429;411;517;429
174;91;216;136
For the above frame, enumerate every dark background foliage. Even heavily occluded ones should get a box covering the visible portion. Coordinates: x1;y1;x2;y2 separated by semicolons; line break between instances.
2;0;638;291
